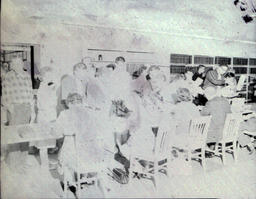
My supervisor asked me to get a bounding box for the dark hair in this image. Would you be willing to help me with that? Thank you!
[73,62,86,73]
[106,63,115,70]
[224,72,235,78]
[66,93,83,106]
[115,56,125,63]
[198,65,206,69]
[234,0,239,6]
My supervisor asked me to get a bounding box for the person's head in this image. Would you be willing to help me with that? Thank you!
[185,71,193,80]
[115,56,126,69]
[204,86,218,100]
[73,62,86,80]
[198,65,206,74]
[82,56,95,76]
[216,64,229,75]
[40,66,56,90]
[147,65,161,77]
[150,72,167,92]
[132,65,147,79]
[66,93,83,108]
[82,57,93,67]
[224,71,235,78]
[170,73,185,83]
[10,57,25,73]
[176,88,192,102]
[225,71,237,87]
[106,63,115,71]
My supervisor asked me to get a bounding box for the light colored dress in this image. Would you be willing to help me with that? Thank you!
[56,107,106,183]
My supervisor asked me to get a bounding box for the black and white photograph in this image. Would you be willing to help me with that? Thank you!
[1,0,256,198]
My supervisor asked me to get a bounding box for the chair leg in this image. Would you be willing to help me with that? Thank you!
[201,148,206,171]
[76,172,81,198]
[97,171,108,198]
[166,158,170,178]
[153,159,159,192]
[129,157,135,190]
[63,168,68,198]
[233,141,238,163]
[222,144,226,165]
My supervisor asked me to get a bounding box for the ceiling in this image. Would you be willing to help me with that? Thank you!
[2,0,256,43]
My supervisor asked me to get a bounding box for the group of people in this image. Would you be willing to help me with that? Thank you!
[1,55,256,196]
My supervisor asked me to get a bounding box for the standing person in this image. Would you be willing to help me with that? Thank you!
[82,56,96,78]
[1,57,35,125]
[61,63,87,107]
[35,67,59,154]
[37,67,58,123]
[131,65,148,96]
[101,56,139,173]
[203,64,229,89]
[1,57,36,168]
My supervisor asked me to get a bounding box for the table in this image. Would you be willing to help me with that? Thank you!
[1,123,62,173]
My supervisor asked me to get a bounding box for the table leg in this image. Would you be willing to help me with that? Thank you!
[38,147,51,175]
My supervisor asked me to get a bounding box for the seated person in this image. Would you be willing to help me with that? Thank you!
[192,80,208,106]
[56,93,105,191]
[203,64,228,89]
[201,87,231,149]
[61,63,87,107]
[220,71,238,98]
[170,88,201,146]
[192,65,207,82]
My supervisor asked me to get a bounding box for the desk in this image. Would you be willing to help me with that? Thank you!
[1,123,62,173]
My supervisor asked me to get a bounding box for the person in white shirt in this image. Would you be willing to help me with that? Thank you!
[37,67,58,123]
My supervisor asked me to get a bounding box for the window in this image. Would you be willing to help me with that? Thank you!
[233,57,248,65]
[215,56,231,65]
[250,68,256,74]
[233,67,247,74]
[194,55,214,64]
[170,65,186,73]
[249,58,256,66]
[170,54,192,64]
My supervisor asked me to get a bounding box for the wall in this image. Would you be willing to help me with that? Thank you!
[2,1,256,79]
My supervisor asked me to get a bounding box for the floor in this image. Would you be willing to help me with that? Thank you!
[1,143,255,198]
[47,146,256,199]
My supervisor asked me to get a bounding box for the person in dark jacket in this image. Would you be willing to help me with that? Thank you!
[203,64,229,89]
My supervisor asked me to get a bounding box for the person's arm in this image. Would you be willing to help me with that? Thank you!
[200,101,211,116]
[205,70,225,86]
[192,72,198,81]
[30,96,36,123]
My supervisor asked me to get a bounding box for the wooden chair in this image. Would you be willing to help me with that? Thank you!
[63,136,108,198]
[230,98,245,113]
[129,123,173,190]
[243,130,256,147]
[171,116,212,171]
[207,113,242,165]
